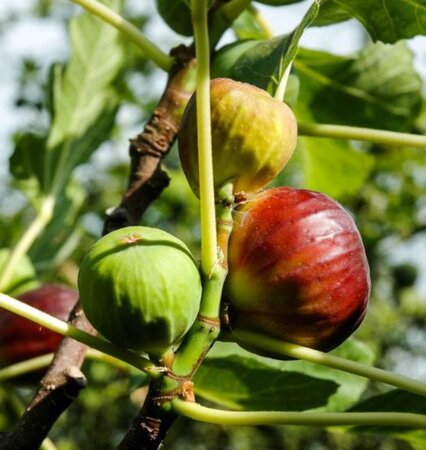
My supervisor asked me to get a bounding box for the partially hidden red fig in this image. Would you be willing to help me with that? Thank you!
[224,187,370,356]
[178,78,297,197]
[0,284,78,365]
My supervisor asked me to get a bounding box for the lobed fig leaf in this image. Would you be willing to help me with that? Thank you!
[224,187,370,358]
[78,226,202,358]
[178,78,297,197]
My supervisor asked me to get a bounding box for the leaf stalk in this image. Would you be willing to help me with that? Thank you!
[192,0,217,277]
[232,330,426,397]
[0,293,160,377]
[70,0,173,71]
[172,399,426,428]
[298,122,426,149]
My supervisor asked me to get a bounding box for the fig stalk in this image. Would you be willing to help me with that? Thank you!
[231,329,426,397]
[192,0,217,277]
[171,182,234,377]
[298,122,426,148]
[0,292,158,375]
[172,399,426,428]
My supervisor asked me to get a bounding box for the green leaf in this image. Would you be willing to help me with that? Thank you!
[212,39,300,105]
[212,40,260,79]
[193,355,338,411]
[314,1,352,26]
[62,98,118,171]
[10,133,46,190]
[318,0,426,43]
[232,8,273,40]
[45,0,125,193]
[219,1,319,94]
[347,390,426,444]
[29,180,86,269]
[155,0,193,36]
[294,43,423,131]
[298,138,375,199]
[0,249,39,296]
[208,338,374,412]
[255,0,306,5]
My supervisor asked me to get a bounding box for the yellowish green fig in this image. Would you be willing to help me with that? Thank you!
[178,78,297,196]
[78,226,202,358]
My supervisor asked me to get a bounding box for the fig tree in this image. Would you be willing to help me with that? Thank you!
[224,187,370,356]
[78,226,202,358]
[178,78,297,196]
[0,284,77,365]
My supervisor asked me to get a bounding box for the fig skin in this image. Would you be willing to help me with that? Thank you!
[178,78,297,196]
[224,187,370,356]
[78,226,202,357]
[0,284,78,365]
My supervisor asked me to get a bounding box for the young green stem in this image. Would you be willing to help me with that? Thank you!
[298,122,426,149]
[172,399,426,428]
[274,63,293,102]
[0,293,161,377]
[0,196,55,293]
[192,0,217,277]
[232,330,426,397]
[0,355,54,381]
[70,0,173,71]
[0,349,129,382]
[171,183,234,377]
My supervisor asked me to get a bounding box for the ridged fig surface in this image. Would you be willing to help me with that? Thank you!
[0,284,77,365]
[78,226,202,357]
[224,187,370,355]
[178,78,297,196]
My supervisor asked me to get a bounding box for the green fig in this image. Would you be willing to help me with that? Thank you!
[78,226,202,357]
[178,78,297,197]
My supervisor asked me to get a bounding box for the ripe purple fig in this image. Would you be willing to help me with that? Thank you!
[224,187,370,356]
[0,284,77,365]
[178,78,297,196]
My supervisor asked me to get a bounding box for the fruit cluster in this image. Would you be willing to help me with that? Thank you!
[75,77,370,361]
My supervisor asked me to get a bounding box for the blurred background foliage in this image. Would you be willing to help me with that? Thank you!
[0,0,426,449]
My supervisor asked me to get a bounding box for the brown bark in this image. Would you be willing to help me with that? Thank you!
[103,46,196,234]
[118,379,195,450]
[117,382,178,450]
[0,303,93,450]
